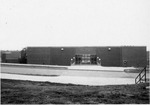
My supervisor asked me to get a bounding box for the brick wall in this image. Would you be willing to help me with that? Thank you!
[96,47,121,66]
[121,47,147,67]
[26,46,147,67]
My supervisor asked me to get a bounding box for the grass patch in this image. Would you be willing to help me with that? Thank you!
[1,79,149,104]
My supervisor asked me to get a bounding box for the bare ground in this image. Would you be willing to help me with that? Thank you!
[1,79,149,104]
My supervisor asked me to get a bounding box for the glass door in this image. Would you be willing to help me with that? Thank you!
[75,54,97,65]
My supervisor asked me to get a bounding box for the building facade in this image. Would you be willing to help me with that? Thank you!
[1,51,21,63]
[26,46,147,67]
[147,51,149,67]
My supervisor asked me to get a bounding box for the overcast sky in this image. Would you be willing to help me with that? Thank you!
[0,0,150,51]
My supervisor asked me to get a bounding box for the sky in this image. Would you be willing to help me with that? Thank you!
[0,0,150,51]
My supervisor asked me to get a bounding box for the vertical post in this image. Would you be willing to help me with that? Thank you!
[135,77,137,84]
[145,67,146,82]
[139,73,141,83]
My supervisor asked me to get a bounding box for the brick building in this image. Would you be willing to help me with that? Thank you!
[26,46,147,67]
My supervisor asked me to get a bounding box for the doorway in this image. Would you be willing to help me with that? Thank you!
[75,54,97,65]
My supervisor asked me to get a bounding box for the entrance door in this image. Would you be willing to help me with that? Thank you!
[81,54,91,64]
[90,55,97,64]
[75,54,97,65]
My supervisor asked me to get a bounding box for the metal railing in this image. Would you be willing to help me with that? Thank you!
[135,67,147,84]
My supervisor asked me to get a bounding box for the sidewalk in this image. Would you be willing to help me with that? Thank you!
[68,65,137,72]
[1,73,135,86]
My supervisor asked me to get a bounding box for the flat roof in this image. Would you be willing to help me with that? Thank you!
[27,46,146,48]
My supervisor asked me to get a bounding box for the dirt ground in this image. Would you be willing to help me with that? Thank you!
[1,79,149,104]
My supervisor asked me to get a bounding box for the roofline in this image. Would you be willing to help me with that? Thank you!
[26,46,147,48]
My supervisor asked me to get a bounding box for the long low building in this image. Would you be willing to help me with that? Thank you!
[26,46,147,67]
[1,51,21,63]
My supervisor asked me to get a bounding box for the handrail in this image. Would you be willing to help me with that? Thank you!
[135,67,147,84]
